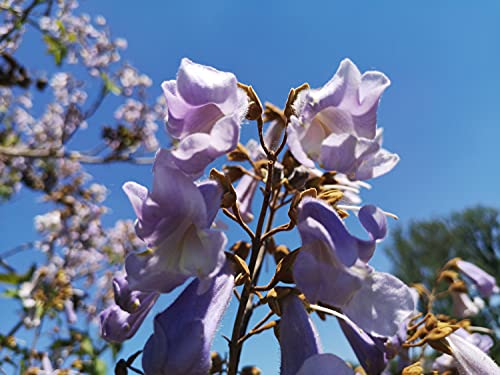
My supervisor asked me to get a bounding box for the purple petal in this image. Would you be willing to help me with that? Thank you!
[113,275,156,313]
[142,264,234,375]
[338,318,388,374]
[342,272,415,337]
[456,260,500,297]
[319,133,358,173]
[170,114,240,178]
[99,291,158,343]
[234,174,259,222]
[447,332,500,375]
[176,58,239,106]
[122,181,148,221]
[279,295,322,375]
[197,180,223,226]
[287,116,316,168]
[296,354,355,375]
[354,148,399,181]
[293,247,364,306]
[125,253,189,293]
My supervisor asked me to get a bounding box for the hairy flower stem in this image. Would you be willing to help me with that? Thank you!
[227,158,276,375]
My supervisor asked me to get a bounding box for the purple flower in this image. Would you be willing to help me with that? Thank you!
[433,329,499,374]
[293,198,387,307]
[287,59,398,180]
[123,150,226,293]
[293,198,414,338]
[279,294,354,375]
[142,264,234,375]
[456,259,499,297]
[161,58,247,177]
[338,318,388,374]
[99,288,158,343]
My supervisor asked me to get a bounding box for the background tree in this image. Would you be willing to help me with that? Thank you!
[385,205,500,361]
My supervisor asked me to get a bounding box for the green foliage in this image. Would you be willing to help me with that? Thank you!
[43,34,68,66]
[385,205,500,360]
[0,264,36,285]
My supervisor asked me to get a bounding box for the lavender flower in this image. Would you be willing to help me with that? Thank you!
[287,59,398,180]
[123,150,226,293]
[293,198,387,306]
[433,329,500,374]
[99,291,158,343]
[142,264,234,375]
[456,259,500,297]
[293,198,414,337]
[161,58,247,177]
[279,294,354,375]
[338,318,388,374]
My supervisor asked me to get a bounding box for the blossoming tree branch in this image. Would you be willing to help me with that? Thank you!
[1,1,500,374]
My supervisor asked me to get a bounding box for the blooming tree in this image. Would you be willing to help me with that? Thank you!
[1,1,500,375]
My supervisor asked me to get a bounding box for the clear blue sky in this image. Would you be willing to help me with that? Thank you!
[1,0,500,373]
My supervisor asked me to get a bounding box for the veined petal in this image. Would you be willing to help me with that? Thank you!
[142,264,234,375]
[152,150,208,224]
[447,332,500,375]
[125,252,189,293]
[287,116,316,168]
[342,272,415,337]
[176,58,238,106]
[355,148,399,181]
[293,247,365,306]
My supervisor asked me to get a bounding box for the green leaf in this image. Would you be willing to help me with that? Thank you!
[93,359,107,375]
[1,288,18,298]
[43,34,67,66]
[0,265,36,285]
[100,72,122,95]
[81,337,94,356]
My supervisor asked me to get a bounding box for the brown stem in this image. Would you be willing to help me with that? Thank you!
[227,159,275,375]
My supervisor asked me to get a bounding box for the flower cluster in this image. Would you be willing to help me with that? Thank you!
[95,57,500,375]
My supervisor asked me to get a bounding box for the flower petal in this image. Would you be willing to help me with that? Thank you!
[142,264,234,375]
[342,272,415,337]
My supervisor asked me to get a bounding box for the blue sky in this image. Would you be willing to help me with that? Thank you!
[1,0,500,373]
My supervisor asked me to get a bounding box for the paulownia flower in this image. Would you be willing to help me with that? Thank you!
[287,59,398,180]
[279,294,354,375]
[142,264,234,375]
[123,150,226,293]
[99,276,159,343]
[162,58,247,177]
[293,198,414,338]
[338,317,388,374]
[456,259,500,297]
[433,328,500,374]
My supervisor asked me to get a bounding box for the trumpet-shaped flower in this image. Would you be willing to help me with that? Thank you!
[433,329,500,374]
[456,259,500,297]
[99,278,159,343]
[123,150,226,293]
[161,58,247,177]
[142,264,234,375]
[287,59,398,180]
[293,198,387,307]
[279,294,354,375]
[338,318,388,374]
[293,198,414,337]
